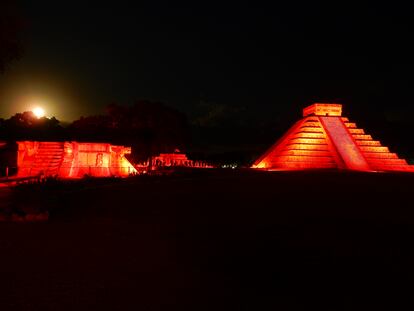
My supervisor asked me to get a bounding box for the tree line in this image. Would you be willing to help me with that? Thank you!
[0,101,189,162]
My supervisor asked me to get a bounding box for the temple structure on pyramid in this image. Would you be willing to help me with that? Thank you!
[17,141,137,178]
[252,103,414,172]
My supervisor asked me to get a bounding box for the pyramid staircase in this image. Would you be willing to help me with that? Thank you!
[342,118,410,171]
[22,142,64,177]
[252,103,413,172]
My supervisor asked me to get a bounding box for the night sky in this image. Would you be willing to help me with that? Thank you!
[1,2,414,141]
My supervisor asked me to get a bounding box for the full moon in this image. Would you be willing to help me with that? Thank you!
[33,107,45,118]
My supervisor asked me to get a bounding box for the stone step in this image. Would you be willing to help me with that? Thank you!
[33,156,61,160]
[363,152,398,159]
[344,122,357,128]
[352,134,372,140]
[356,140,381,146]
[359,146,389,153]
[290,132,326,139]
[288,138,327,145]
[367,158,408,165]
[279,150,332,157]
[37,149,64,152]
[348,128,365,134]
[284,144,330,151]
[298,127,324,133]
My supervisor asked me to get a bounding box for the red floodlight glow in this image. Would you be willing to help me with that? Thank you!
[17,141,137,178]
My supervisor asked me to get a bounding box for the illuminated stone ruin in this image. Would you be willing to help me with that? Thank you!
[152,152,212,168]
[17,141,137,178]
[252,103,414,172]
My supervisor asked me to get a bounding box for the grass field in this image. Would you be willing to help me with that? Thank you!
[1,169,414,310]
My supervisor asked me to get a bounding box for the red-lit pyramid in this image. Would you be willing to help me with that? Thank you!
[252,103,414,172]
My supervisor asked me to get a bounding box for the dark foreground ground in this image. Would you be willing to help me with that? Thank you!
[1,169,414,310]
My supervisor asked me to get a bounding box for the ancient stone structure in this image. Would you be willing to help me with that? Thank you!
[17,141,137,178]
[252,103,414,172]
[152,152,211,168]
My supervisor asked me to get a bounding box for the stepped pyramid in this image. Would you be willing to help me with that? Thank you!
[252,103,414,172]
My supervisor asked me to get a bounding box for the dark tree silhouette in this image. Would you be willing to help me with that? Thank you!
[0,2,24,72]
[0,101,189,163]
[69,101,189,161]
[0,111,64,141]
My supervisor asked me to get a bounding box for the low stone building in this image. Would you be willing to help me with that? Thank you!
[17,141,137,178]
